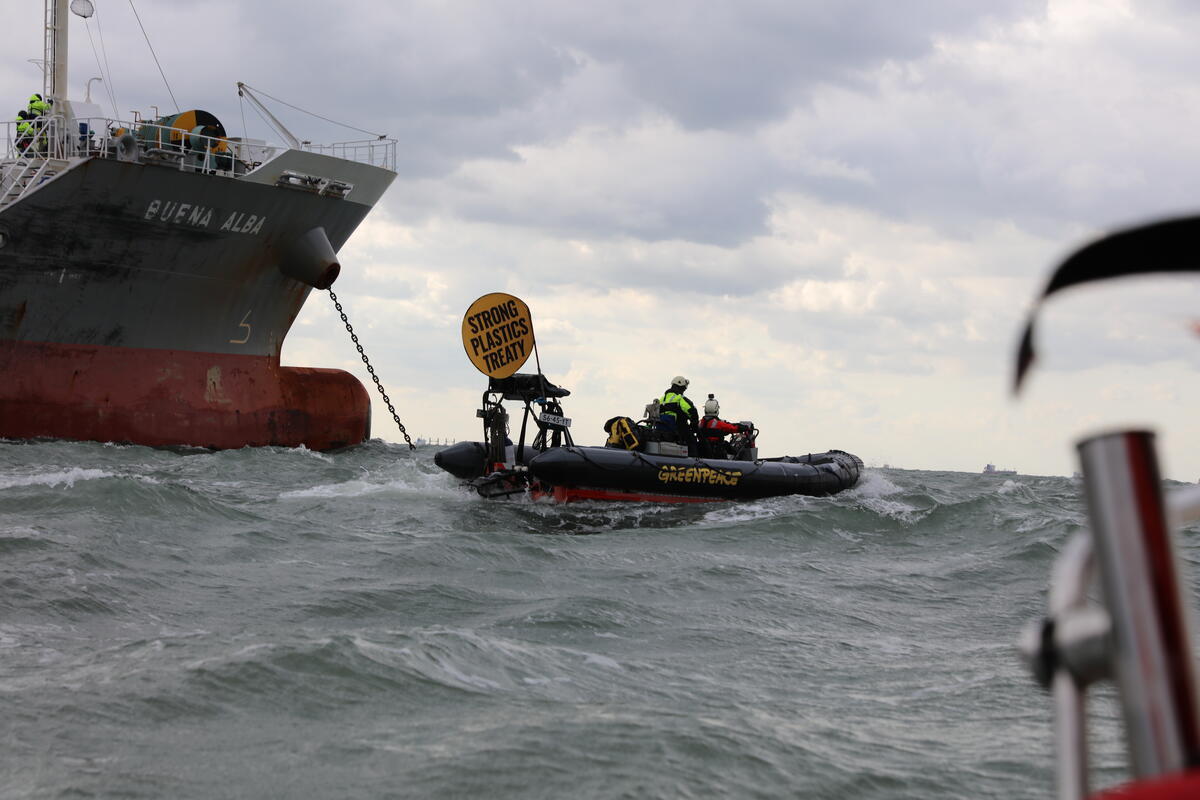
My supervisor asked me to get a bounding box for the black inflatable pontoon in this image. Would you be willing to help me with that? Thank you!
[527,446,863,502]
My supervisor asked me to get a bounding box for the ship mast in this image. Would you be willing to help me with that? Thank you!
[44,0,69,104]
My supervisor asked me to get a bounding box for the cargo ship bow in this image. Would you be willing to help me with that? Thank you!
[0,0,397,450]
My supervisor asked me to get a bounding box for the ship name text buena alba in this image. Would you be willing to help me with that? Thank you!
[143,199,267,235]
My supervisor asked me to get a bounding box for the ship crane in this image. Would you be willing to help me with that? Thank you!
[236,82,301,149]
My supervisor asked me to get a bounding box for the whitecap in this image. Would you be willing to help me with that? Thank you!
[277,468,464,500]
[288,444,333,463]
[700,500,791,525]
[279,479,383,499]
[848,470,904,499]
[0,467,114,490]
[582,652,622,669]
[846,470,920,521]
[863,498,921,522]
[435,658,503,690]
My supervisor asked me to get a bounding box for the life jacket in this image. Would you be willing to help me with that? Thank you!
[699,416,740,438]
[667,391,696,417]
[15,115,34,149]
[603,416,642,450]
[660,391,694,425]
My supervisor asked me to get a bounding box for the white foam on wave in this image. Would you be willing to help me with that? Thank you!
[850,469,903,498]
[699,497,800,525]
[437,660,504,690]
[126,473,163,486]
[287,444,333,463]
[278,463,465,501]
[692,470,912,527]
[848,470,921,521]
[279,478,384,500]
[582,652,622,669]
[0,525,40,539]
[0,467,114,490]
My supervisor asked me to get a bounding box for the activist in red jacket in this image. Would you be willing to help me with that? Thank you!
[697,395,747,459]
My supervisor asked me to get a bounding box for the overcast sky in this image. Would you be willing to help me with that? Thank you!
[6,0,1200,478]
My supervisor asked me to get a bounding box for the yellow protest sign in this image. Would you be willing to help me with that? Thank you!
[461,293,535,378]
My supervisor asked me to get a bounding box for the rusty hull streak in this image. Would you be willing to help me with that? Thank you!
[4,300,27,337]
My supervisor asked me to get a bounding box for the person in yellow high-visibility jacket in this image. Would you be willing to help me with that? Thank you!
[15,109,35,152]
[658,375,699,453]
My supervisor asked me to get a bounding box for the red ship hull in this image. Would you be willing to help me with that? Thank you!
[0,340,370,450]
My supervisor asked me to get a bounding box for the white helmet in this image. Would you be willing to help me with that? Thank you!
[671,375,689,390]
[703,395,719,416]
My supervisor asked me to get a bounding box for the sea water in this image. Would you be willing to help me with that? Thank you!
[2,438,1195,798]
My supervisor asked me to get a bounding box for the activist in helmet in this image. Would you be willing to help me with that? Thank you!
[697,394,749,459]
[28,93,52,117]
[656,375,699,449]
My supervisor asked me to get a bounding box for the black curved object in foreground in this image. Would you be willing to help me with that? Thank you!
[1014,215,1200,392]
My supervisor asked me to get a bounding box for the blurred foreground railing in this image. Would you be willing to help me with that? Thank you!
[1020,430,1200,799]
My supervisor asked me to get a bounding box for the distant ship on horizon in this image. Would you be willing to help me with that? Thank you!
[982,463,1017,476]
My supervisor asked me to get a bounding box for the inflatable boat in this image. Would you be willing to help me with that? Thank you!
[434,373,864,503]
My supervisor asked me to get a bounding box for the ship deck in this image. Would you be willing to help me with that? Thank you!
[1,114,396,211]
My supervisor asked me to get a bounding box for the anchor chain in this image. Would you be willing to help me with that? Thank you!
[328,288,415,450]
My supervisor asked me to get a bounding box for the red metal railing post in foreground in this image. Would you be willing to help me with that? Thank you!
[1078,430,1200,780]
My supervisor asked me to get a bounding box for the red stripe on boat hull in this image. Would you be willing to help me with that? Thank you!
[0,340,370,450]
[536,485,729,504]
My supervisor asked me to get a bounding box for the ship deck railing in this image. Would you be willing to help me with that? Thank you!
[0,115,396,209]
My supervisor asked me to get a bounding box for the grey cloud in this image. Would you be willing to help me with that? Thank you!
[19,0,1200,265]
[12,0,1057,250]
[108,2,1043,167]
[534,0,1044,130]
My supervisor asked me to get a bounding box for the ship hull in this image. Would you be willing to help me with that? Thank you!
[0,339,370,449]
[0,149,394,450]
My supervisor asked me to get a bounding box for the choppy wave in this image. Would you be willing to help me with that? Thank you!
[1,440,1143,798]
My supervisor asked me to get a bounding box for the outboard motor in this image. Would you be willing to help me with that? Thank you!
[731,422,758,461]
[480,397,509,470]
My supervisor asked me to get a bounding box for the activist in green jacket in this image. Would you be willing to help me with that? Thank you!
[28,93,51,117]
[15,110,34,151]
[658,375,699,445]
